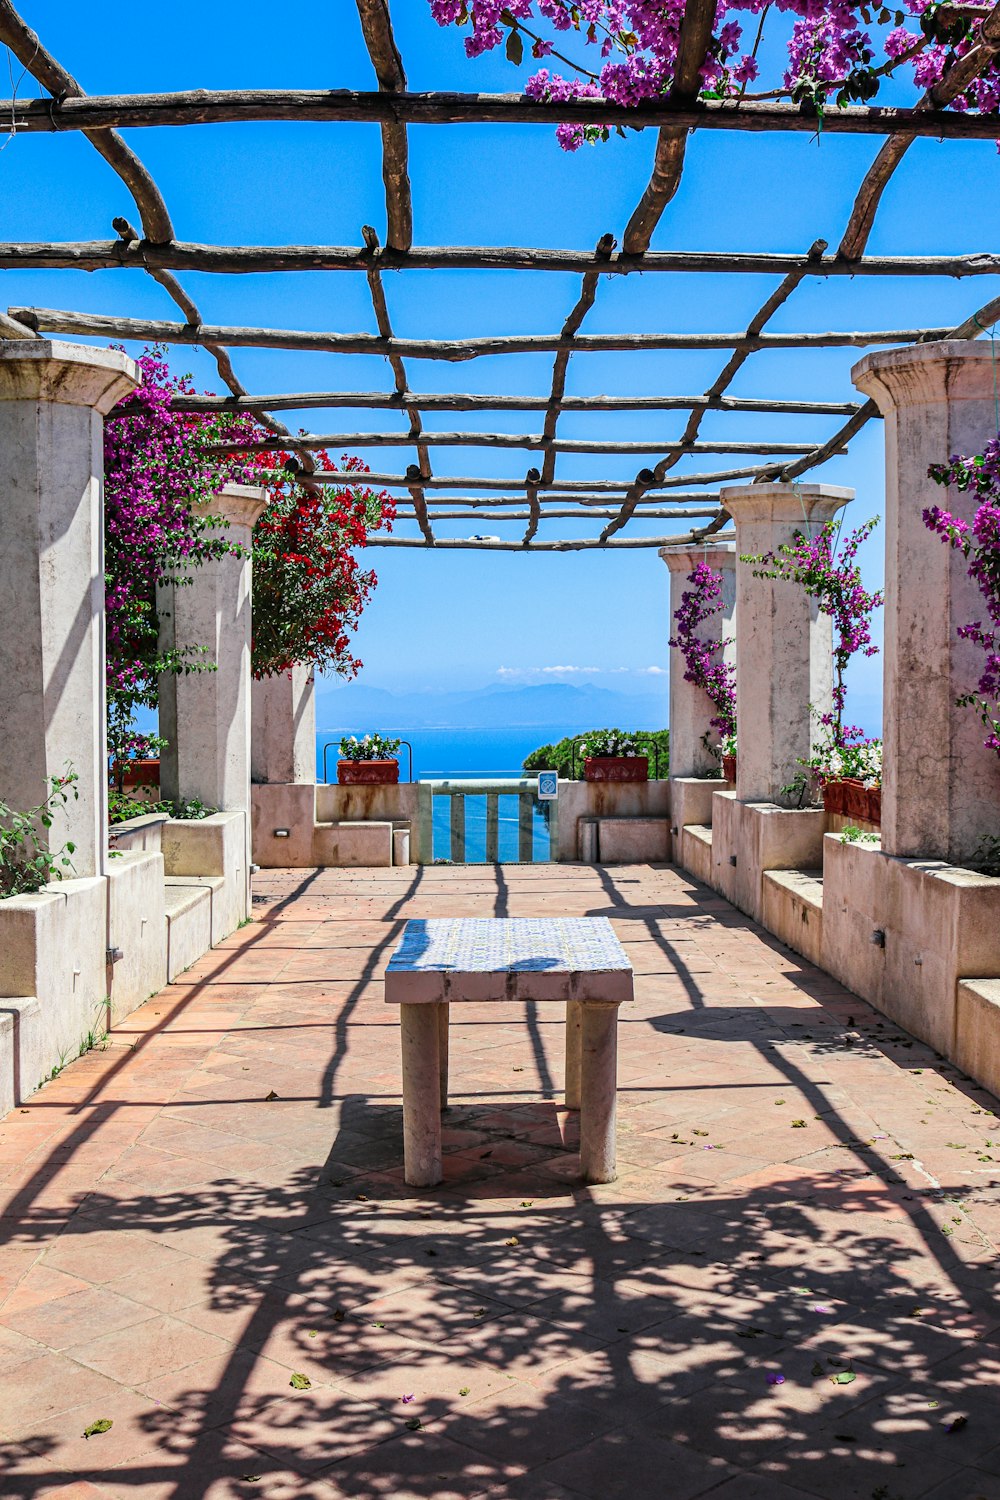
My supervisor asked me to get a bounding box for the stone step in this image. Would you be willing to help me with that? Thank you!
[163,877,216,982]
[0,996,44,1116]
[761,868,824,967]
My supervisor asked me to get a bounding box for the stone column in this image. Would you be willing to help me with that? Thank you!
[0,340,138,878]
[721,483,853,804]
[853,341,1000,863]
[158,483,267,811]
[661,543,736,777]
[251,662,316,785]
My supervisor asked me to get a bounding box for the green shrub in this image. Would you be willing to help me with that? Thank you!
[1,773,79,899]
[523,728,669,781]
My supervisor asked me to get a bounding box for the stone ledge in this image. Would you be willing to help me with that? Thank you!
[956,979,1000,1099]
[762,869,824,968]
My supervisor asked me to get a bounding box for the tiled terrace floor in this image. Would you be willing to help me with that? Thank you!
[2,863,1000,1500]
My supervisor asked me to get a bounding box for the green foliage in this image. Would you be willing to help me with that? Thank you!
[339,733,402,761]
[523,728,669,780]
[839,824,880,846]
[0,773,79,900]
[108,791,215,827]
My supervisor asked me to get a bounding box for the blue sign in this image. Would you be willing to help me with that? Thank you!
[537,770,558,800]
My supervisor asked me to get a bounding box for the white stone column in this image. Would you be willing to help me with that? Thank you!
[158,483,267,811]
[721,483,853,804]
[661,543,736,777]
[853,341,1000,863]
[0,340,138,878]
[251,663,316,785]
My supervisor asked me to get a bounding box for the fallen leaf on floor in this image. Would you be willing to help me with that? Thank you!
[307,1330,318,1339]
[405,1417,423,1431]
[766,1373,785,1386]
[83,1419,113,1439]
[459,1386,470,1396]
[372,1321,386,1328]
[791,1120,807,1128]
[811,1361,825,1377]
[290,1373,312,1390]
[473,1308,488,1318]
[401,1394,414,1403]
[693,1130,708,1137]
[333,1309,346,1322]
[505,1236,519,1246]
[830,1372,856,1385]
[264,1090,278,1101]
[512,1067,525,1072]
[242,1477,262,1484]
[945,1415,968,1434]
[520,1200,533,1207]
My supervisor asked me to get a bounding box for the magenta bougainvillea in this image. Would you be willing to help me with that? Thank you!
[743,517,883,746]
[668,561,737,750]
[926,438,1000,759]
[103,348,393,777]
[427,1,1000,149]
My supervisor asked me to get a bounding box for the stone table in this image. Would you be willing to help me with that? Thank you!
[385,916,633,1187]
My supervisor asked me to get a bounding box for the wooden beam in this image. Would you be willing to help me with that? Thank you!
[522,468,543,545]
[6,89,1000,138]
[538,233,615,490]
[355,0,412,252]
[365,532,708,551]
[279,467,761,492]
[396,492,722,507]
[3,240,1000,278]
[392,506,718,520]
[135,389,864,417]
[623,0,718,254]
[204,432,822,456]
[7,306,953,356]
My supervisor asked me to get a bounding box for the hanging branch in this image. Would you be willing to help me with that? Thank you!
[623,0,719,255]
[838,5,1000,259]
[360,224,433,542]
[600,240,832,540]
[355,0,412,252]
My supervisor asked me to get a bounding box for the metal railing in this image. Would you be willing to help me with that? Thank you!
[417,778,556,865]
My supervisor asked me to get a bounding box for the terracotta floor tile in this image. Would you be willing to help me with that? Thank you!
[2,862,998,1496]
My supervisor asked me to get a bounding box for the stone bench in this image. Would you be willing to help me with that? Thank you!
[385,916,633,1188]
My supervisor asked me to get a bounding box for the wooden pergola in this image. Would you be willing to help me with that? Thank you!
[2,0,999,551]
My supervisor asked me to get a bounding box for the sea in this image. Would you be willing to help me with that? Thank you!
[315,724,588,864]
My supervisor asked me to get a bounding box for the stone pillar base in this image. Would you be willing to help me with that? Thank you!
[710,796,827,922]
[821,834,1000,1058]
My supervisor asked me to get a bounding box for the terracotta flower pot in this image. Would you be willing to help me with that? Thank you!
[721,753,737,784]
[866,786,881,825]
[337,758,399,786]
[120,758,160,789]
[583,756,648,784]
[822,780,847,817]
[843,778,869,822]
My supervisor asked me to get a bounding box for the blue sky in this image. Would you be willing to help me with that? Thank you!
[3,1,1000,731]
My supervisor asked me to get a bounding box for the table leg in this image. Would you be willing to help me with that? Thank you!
[438,1001,450,1110]
[579,1003,618,1184]
[401,1003,443,1187]
[564,999,582,1110]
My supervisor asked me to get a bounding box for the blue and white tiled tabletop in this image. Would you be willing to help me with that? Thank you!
[384,917,633,1006]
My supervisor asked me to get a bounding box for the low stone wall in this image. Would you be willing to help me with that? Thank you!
[555,780,671,863]
[670,774,1000,1096]
[0,808,252,1117]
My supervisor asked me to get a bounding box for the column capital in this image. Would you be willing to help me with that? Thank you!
[205,483,269,532]
[659,542,736,573]
[853,340,998,415]
[0,340,137,413]
[721,482,853,528]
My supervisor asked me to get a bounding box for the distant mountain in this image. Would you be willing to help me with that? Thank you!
[317,680,667,731]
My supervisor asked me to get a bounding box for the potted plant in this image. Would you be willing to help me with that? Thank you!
[819,740,882,825]
[720,733,737,783]
[581,730,648,783]
[337,733,402,785]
